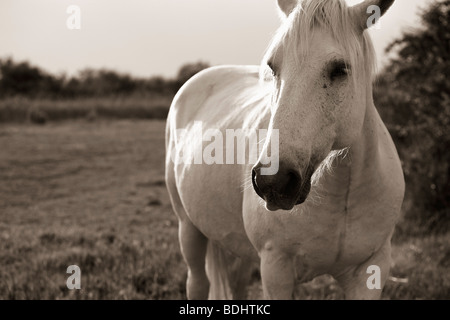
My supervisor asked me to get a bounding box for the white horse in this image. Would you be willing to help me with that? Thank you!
[165,0,404,300]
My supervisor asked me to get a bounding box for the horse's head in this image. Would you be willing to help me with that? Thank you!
[252,0,395,211]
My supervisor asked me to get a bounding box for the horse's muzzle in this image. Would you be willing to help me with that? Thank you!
[252,163,312,211]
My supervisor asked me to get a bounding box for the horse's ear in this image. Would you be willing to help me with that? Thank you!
[277,0,298,17]
[350,0,395,31]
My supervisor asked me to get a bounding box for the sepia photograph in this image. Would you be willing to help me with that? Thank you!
[0,0,448,304]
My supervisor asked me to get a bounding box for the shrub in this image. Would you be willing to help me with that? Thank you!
[374,0,450,231]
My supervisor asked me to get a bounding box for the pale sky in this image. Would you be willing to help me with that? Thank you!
[0,0,431,78]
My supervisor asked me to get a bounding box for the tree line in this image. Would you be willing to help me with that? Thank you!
[0,59,210,98]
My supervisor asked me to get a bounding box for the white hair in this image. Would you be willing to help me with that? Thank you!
[260,0,376,88]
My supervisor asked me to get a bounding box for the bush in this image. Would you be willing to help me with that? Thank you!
[374,0,450,231]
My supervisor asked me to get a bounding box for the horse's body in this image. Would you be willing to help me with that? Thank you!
[166,0,404,299]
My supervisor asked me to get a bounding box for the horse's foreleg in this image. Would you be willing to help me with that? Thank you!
[179,220,210,300]
[334,240,392,300]
[260,248,295,299]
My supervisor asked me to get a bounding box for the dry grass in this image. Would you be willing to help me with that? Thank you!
[0,120,185,299]
[0,120,448,300]
[0,95,172,124]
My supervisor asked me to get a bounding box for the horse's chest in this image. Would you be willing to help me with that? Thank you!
[243,185,397,271]
[294,204,392,269]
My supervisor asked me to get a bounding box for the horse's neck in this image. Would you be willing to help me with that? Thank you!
[347,101,382,186]
[319,99,382,201]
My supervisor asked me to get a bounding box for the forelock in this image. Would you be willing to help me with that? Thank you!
[260,0,376,85]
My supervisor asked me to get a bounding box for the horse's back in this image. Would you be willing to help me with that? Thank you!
[167,65,264,130]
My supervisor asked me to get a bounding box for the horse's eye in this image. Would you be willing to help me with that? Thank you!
[330,62,350,81]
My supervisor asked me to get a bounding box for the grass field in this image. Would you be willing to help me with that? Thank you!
[0,95,172,124]
[0,120,448,299]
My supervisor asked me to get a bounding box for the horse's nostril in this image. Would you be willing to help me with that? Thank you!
[252,168,257,185]
[252,167,257,186]
[252,167,264,199]
[284,170,301,195]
